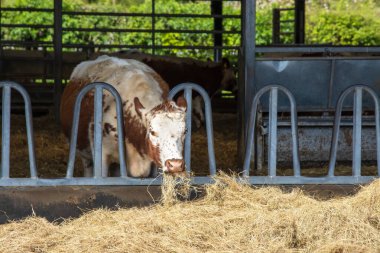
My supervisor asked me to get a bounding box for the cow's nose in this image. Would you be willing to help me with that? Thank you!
[165,159,185,173]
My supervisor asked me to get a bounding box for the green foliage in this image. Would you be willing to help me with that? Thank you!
[307,11,380,45]
[305,0,380,45]
[1,0,379,60]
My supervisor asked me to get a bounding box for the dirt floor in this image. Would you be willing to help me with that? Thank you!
[3,111,378,178]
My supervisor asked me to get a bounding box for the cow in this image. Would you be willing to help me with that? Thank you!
[60,55,188,178]
[112,51,237,128]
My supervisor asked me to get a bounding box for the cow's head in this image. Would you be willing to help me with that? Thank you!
[134,97,187,174]
[220,58,237,92]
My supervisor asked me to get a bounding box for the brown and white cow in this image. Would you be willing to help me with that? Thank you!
[60,55,187,177]
[113,51,237,128]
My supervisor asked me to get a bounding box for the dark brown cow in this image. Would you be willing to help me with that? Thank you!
[114,51,237,127]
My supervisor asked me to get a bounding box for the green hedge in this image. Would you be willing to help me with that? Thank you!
[307,11,380,45]
[1,0,379,59]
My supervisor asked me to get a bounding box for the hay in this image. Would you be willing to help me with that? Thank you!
[0,174,379,253]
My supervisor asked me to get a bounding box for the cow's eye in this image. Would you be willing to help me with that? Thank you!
[150,131,158,137]
[184,128,188,134]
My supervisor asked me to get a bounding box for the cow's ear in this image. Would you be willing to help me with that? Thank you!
[134,97,145,118]
[222,57,230,69]
[176,96,187,111]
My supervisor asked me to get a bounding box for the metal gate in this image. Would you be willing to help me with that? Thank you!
[243,84,380,184]
[1,81,379,186]
[0,81,214,186]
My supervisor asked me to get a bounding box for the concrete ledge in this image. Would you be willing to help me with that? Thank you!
[0,185,161,223]
[0,184,362,224]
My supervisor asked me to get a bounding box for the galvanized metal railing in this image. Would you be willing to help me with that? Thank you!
[328,85,380,177]
[66,82,127,178]
[242,84,380,184]
[169,82,216,176]
[1,81,379,186]
[0,81,37,179]
[243,85,301,178]
[0,81,215,186]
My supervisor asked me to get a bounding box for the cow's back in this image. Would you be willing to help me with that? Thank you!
[113,52,224,93]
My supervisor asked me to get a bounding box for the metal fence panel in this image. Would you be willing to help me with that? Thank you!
[244,84,379,184]
[169,83,216,176]
[0,81,37,179]
[66,82,127,178]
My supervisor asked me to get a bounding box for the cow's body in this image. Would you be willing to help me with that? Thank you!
[60,55,187,177]
[119,51,236,93]
[115,51,237,127]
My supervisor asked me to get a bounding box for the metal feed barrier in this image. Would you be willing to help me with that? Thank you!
[0,81,379,186]
[168,82,216,176]
[0,81,214,186]
[243,84,380,184]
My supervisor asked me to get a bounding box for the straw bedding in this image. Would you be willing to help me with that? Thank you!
[0,174,379,253]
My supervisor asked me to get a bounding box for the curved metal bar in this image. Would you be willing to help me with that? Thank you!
[243,85,300,177]
[66,82,126,178]
[0,81,38,179]
[93,86,103,178]
[328,85,380,177]
[1,86,11,179]
[169,83,216,176]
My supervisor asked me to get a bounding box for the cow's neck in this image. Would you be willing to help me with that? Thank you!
[124,111,149,157]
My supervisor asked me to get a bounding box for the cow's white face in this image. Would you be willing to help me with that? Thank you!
[135,97,187,174]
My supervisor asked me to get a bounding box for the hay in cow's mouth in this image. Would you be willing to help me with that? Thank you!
[0,174,379,253]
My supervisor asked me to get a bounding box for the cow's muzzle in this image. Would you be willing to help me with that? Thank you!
[164,159,185,173]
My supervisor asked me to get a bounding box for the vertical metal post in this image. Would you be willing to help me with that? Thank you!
[203,89,217,176]
[352,88,362,176]
[151,0,156,55]
[0,1,2,45]
[294,0,305,44]
[327,59,336,109]
[239,0,257,168]
[184,88,192,173]
[290,94,301,177]
[375,97,380,176]
[256,109,264,171]
[268,88,278,176]
[272,9,280,44]
[54,0,63,123]
[93,86,103,178]
[168,83,216,175]
[211,0,223,62]
[1,86,11,179]
[22,87,38,179]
